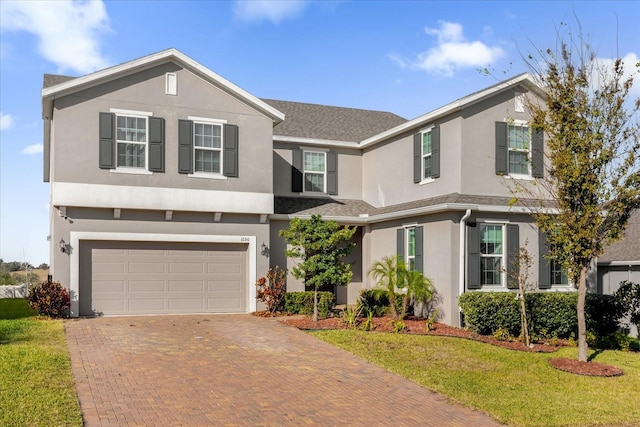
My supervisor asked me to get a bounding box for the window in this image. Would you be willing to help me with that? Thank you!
[551,259,569,286]
[303,151,326,192]
[480,224,504,286]
[406,227,416,271]
[508,124,530,175]
[116,114,147,168]
[193,122,222,174]
[421,130,433,179]
[166,72,177,95]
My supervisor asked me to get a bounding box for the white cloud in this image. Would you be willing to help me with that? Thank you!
[0,112,14,131]
[0,0,110,74]
[21,144,43,155]
[394,21,505,77]
[591,53,640,97]
[233,0,309,24]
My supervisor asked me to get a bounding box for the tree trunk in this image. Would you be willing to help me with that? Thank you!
[313,287,318,323]
[577,267,588,362]
[520,295,530,347]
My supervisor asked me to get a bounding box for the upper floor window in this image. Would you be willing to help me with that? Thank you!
[304,150,326,192]
[421,130,433,180]
[116,114,148,169]
[496,121,544,178]
[194,122,222,174]
[413,126,440,183]
[508,124,530,176]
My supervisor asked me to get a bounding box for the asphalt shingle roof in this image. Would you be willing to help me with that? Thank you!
[263,99,407,142]
[43,74,77,88]
[599,210,640,263]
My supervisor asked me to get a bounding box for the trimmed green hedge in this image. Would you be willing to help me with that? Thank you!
[459,292,621,340]
[284,291,336,318]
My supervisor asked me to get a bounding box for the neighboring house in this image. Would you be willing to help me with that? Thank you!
[43,48,581,326]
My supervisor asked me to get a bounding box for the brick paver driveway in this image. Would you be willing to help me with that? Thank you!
[65,315,502,426]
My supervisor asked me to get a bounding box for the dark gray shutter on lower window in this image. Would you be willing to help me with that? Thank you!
[538,231,551,289]
[291,148,303,192]
[507,224,520,289]
[431,126,440,179]
[397,229,405,263]
[495,121,508,175]
[178,120,193,174]
[148,117,165,172]
[327,151,338,195]
[466,223,481,290]
[413,133,421,183]
[99,112,115,169]
[531,128,544,178]
[415,226,423,273]
[223,124,238,177]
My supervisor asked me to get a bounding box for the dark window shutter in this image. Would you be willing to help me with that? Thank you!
[507,224,520,289]
[148,117,165,172]
[291,148,303,192]
[538,231,551,289]
[99,112,115,169]
[397,228,405,263]
[223,124,239,177]
[414,226,424,273]
[431,126,440,179]
[178,120,193,174]
[413,133,421,183]
[466,224,481,289]
[326,151,338,195]
[495,121,508,175]
[531,127,544,178]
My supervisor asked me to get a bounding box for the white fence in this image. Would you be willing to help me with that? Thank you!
[0,284,28,298]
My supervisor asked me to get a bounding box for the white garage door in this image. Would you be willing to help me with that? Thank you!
[82,241,247,315]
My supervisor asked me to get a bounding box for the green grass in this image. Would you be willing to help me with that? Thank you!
[311,330,640,427]
[0,298,37,319]
[0,318,82,427]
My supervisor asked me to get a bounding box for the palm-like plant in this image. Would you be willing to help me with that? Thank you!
[368,255,401,320]
[400,269,435,320]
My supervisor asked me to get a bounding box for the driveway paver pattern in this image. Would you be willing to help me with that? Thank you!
[65,315,502,426]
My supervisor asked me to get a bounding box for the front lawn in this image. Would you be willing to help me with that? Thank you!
[312,330,640,427]
[0,318,82,427]
[0,298,37,319]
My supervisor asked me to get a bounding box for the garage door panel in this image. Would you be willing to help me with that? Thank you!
[84,241,247,315]
[169,280,205,292]
[129,280,166,293]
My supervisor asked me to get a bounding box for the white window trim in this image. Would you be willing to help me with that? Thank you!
[420,126,434,181]
[406,226,416,271]
[191,119,224,176]
[479,222,507,288]
[303,149,327,194]
[113,111,150,171]
[515,92,525,113]
[505,118,532,178]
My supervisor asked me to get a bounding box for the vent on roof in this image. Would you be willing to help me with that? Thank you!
[166,72,177,95]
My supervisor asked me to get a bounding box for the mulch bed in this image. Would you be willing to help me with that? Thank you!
[271,313,624,377]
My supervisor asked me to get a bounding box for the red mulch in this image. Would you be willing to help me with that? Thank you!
[272,313,624,377]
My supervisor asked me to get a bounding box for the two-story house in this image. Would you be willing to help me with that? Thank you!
[43,48,568,326]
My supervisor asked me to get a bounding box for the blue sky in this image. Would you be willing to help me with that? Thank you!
[0,0,638,265]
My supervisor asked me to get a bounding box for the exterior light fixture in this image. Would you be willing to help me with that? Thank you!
[59,238,67,253]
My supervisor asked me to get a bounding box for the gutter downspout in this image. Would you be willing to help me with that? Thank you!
[458,209,472,326]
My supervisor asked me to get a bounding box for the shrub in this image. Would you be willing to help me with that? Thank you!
[255,266,287,314]
[284,291,336,318]
[357,289,405,317]
[615,281,640,332]
[26,280,70,318]
[460,291,622,341]
[458,292,521,336]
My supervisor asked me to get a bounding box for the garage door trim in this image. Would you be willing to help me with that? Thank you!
[69,232,256,317]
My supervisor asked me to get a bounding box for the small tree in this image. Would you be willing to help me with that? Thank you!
[399,269,435,320]
[279,215,356,322]
[522,33,640,361]
[507,243,535,347]
[616,281,640,334]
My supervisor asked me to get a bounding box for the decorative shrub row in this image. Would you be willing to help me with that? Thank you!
[284,291,336,318]
[458,291,621,340]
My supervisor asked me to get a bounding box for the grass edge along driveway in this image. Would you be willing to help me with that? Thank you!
[311,330,640,427]
[0,317,82,427]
